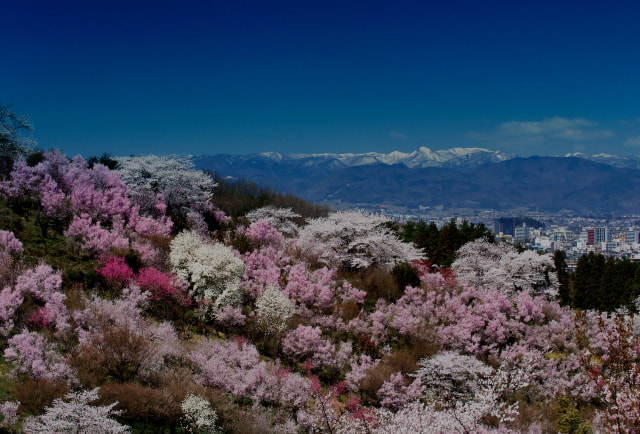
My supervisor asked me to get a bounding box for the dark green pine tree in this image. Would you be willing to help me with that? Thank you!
[572,252,593,309]
[554,250,571,306]
[415,221,440,265]
[437,220,462,267]
[628,265,640,312]
[586,254,606,310]
[599,256,618,312]
[614,258,635,311]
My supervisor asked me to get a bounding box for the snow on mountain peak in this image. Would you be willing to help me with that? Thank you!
[265,147,514,168]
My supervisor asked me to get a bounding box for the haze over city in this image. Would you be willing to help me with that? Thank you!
[3,0,640,158]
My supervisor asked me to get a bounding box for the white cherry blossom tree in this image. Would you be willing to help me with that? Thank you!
[452,238,558,297]
[170,230,245,319]
[116,155,216,212]
[296,210,424,269]
[21,388,130,434]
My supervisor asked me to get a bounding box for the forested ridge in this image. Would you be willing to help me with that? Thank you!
[0,142,637,432]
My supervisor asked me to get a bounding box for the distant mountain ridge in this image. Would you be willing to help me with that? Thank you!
[193,147,640,214]
[216,146,514,169]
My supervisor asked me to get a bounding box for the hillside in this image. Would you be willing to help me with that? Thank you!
[0,151,632,433]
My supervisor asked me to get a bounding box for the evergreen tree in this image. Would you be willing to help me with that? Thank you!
[554,250,571,305]
[572,252,592,309]
[599,256,617,311]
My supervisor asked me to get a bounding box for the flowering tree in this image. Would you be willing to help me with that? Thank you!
[413,351,528,432]
[170,231,244,320]
[0,400,20,432]
[583,314,640,432]
[0,230,23,287]
[0,264,70,336]
[414,351,494,404]
[452,238,558,297]
[116,155,216,212]
[246,206,301,236]
[0,104,35,174]
[255,285,294,334]
[189,338,311,409]
[0,230,23,256]
[297,210,424,269]
[180,393,218,434]
[243,220,284,249]
[4,330,78,386]
[21,388,130,434]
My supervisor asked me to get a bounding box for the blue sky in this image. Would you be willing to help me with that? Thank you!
[3,0,640,157]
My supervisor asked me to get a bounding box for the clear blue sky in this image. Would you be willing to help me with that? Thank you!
[3,0,640,157]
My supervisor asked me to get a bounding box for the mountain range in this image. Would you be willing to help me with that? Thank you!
[193,147,640,214]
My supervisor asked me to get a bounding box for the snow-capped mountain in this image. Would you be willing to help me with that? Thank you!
[193,147,640,213]
[250,146,514,169]
[564,152,640,170]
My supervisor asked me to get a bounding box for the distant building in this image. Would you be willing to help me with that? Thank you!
[514,224,530,241]
[623,230,640,245]
[587,227,609,246]
[595,227,610,244]
[494,217,516,236]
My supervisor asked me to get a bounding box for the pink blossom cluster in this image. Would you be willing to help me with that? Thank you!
[95,255,189,307]
[282,325,353,370]
[244,220,284,249]
[189,337,311,409]
[0,264,69,336]
[241,246,291,299]
[1,151,174,261]
[3,330,78,386]
[0,230,23,256]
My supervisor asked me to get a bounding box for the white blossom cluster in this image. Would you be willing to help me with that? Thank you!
[170,231,245,319]
[116,155,217,210]
[414,351,493,403]
[255,285,295,333]
[452,238,558,297]
[246,206,301,236]
[21,388,129,434]
[181,393,218,434]
[297,210,424,269]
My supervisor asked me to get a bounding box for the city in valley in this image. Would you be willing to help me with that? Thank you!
[382,206,640,271]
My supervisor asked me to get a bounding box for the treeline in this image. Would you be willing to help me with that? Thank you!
[209,172,331,220]
[401,219,494,268]
[557,251,640,312]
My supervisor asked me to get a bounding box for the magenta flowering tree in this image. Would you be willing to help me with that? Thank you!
[134,267,190,319]
[96,255,134,289]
